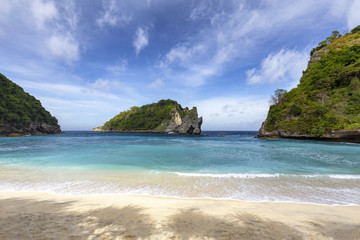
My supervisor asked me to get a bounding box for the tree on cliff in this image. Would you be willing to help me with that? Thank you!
[270,89,287,106]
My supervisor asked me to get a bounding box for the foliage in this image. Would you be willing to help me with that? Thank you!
[310,31,342,56]
[0,73,59,128]
[270,89,287,105]
[264,29,360,136]
[101,99,190,131]
[351,25,360,34]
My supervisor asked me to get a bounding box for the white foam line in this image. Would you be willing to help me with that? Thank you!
[169,172,360,179]
[0,189,358,206]
[170,172,280,178]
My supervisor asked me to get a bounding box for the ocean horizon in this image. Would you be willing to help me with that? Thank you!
[0,131,359,205]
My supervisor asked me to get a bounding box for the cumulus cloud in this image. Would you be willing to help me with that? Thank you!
[148,79,164,88]
[0,0,82,64]
[47,33,80,63]
[30,0,58,30]
[194,96,269,130]
[133,27,149,55]
[97,0,132,28]
[246,49,308,88]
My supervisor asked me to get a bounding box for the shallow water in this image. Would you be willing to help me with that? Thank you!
[0,131,359,205]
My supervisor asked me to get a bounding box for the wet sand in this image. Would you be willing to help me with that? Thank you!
[0,191,359,240]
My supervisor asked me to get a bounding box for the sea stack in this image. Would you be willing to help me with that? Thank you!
[93,99,203,134]
[0,73,61,137]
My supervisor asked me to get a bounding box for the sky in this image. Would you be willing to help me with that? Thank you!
[0,0,359,131]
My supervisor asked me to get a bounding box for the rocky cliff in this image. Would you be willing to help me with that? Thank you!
[0,73,61,137]
[258,26,360,142]
[93,99,202,134]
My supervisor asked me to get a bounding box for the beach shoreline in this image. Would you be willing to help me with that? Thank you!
[0,191,359,239]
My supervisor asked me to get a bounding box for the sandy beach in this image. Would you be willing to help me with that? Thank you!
[0,192,359,239]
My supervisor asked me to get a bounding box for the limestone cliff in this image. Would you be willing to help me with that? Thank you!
[0,73,61,137]
[258,26,360,142]
[93,99,202,134]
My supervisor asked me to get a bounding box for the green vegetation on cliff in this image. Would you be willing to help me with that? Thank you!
[98,99,196,131]
[0,73,59,129]
[263,26,360,137]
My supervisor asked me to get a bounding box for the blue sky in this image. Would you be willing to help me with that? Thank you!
[0,0,359,131]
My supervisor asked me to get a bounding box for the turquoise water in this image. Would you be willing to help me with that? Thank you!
[0,131,359,205]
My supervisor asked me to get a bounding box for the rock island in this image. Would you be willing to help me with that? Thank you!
[93,99,202,134]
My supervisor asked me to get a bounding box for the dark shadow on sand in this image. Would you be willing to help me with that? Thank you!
[167,209,304,240]
[308,219,360,240]
[0,199,155,240]
[1,198,360,240]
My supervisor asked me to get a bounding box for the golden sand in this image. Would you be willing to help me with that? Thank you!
[0,191,359,239]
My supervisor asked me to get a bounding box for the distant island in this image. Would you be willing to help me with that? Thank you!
[93,99,203,134]
[258,25,360,142]
[0,73,61,137]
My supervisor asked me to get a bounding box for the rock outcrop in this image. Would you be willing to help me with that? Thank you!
[93,99,202,134]
[163,107,202,134]
[0,73,61,137]
[258,121,360,142]
[258,26,360,143]
[0,123,61,137]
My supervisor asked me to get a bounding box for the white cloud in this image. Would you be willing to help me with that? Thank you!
[148,79,164,88]
[246,49,308,88]
[89,78,127,92]
[88,78,141,99]
[90,79,113,91]
[166,44,207,64]
[61,0,80,32]
[17,79,140,130]
[105,59,128,74]
[194,96,269,131]
[159,42,226,87]
[347,0,360,30]
[0,0,82,64]
[97,0,132,28]
[19,80,119,100]
[157,0,354,89]
[47,33,80,63]
[189,1,211,21]
[133,27,149,55]
[30,0,58,30]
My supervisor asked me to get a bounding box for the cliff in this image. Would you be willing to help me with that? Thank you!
[93,99,202,134]
[0,73,61,137]
[258,26,360,142]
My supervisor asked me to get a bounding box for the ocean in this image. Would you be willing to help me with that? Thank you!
[0,131,359,205]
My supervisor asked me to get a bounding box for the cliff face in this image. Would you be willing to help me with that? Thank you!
[258,26,360,142]
[0,122,61,137]
[93,99,202,134]
[163,107,202,134]
[0,73,61,137]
